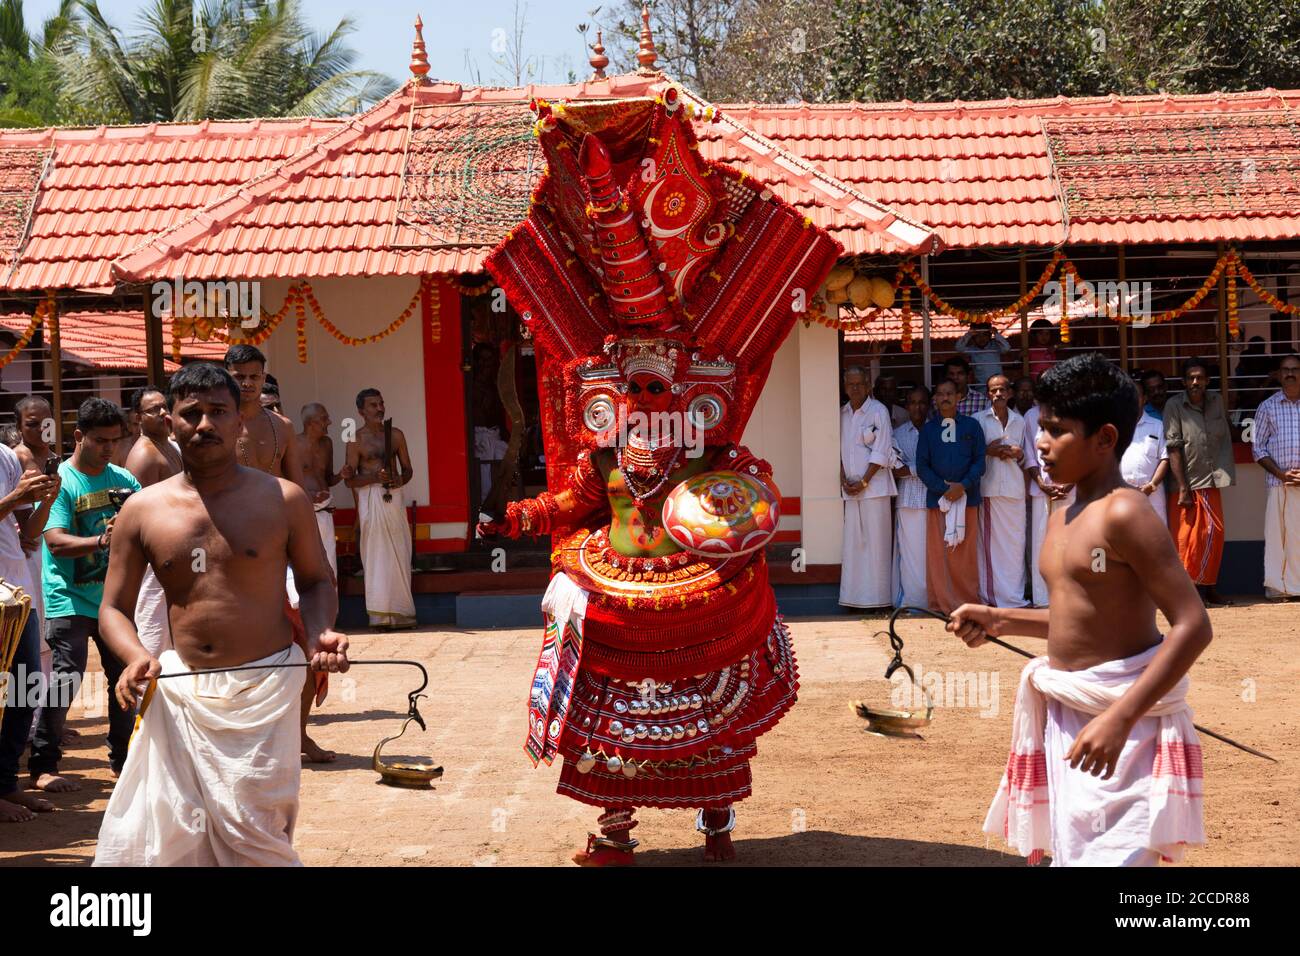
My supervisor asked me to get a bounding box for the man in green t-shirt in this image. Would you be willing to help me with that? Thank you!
[29,399,140,791]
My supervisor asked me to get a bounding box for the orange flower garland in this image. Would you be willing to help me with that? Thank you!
[0,294,53,371]
[1229,251,1300,317]
[295,276,427,361]
[900,285,913,353]
[901,252,1063,324]
[1226,258,1240,340]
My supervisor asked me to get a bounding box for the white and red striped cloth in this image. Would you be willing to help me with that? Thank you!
[984,644,1205,866]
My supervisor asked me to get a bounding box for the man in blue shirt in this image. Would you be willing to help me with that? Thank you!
[29,399,140,791]
[917,380,986,613]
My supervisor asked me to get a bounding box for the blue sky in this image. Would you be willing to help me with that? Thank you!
[25,0,613,87]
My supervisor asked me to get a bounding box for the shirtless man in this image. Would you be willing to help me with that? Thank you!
[297,403,341,577]
[95,362,347,866]
[110,405,141,468]
[124,386,182,487]
[125,386,183,659]
[224,346,305,485]
[345,389,417,629]
[14,395,56,477]
[948,353,1211,866]
[223,344,333,761]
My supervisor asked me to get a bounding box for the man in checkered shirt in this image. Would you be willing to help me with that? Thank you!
[1252,354,1300,600]
[931,356,989,421]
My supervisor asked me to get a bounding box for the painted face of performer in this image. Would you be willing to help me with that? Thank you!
[626,371,673,415]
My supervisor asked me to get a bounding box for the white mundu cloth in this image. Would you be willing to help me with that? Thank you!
[840,399,896,608]
[133,566,172,658]
[358,483,417,628]
[1023,404,1075,605]
[975,406,1028,607]
[891,421,928,607]
[985,645,1205,867]
[1121,412,1169,525]
[1263,484,1300,596]
[93,644,306,867]
[315,506,338,578]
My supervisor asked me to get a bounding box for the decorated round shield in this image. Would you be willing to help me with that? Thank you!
[662,470,780,557]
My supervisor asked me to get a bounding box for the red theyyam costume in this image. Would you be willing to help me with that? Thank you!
[483,89,840,864]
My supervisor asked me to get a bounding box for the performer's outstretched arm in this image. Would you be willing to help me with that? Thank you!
[478,452,608,539]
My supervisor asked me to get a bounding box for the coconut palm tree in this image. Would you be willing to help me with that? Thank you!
[54,0,396,123]
[0,0,77,126]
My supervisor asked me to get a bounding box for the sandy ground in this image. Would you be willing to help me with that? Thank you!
[2,602,1296,867]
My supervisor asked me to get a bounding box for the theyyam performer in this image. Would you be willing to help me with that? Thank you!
[93,364,348,866]
[480,88,839,864]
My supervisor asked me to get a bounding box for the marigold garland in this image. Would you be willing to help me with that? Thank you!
[0,294,54,370]
[827,247,1256,344]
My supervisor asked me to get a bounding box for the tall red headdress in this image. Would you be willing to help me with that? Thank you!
[486,87,841,493]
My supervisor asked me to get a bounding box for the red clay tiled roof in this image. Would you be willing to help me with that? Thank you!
[110,75,936,284]
[0,146,50,275]
[842,302,1078,344]
[0,117,345,292]
[0,310,226,370]
[720,88,1300,250]
[7,84,1300,300]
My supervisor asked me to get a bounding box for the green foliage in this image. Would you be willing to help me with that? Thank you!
[828,0,1300,102]
[604,0,1300,103]
[0,48,63,125]
[38,0,397,124]
[829,0,1110,102]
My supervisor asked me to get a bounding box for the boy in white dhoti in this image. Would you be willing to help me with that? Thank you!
[949,354,1210,866]
[839,367,896,608]
[1022,397,1075,606]
[1252,355,1300,600]
[95,364,349,866]
[345,389,417,629]
[975,375,1027,608]
[891,386,930,607]
[1121,378,1170,527]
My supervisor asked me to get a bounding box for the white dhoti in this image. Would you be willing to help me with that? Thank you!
[133,566,171,658]
[1145,485,1168,528]
[984,645,1205,867]
[978,496,1028,608]
[892,507,928,608]
[315,508,338,578]
[93,644,306,867]
[1264,484,1300,597]
[358,484,417,628]
[839,496,893,608]
[1029,491,1075,606]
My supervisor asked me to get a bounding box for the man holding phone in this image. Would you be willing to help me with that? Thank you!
[28,398,140,791]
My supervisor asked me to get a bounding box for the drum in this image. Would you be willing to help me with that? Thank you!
[662,470,780,557]
[0,578,33,722]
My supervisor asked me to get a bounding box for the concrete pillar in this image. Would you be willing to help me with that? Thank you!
[796,319,843,565]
